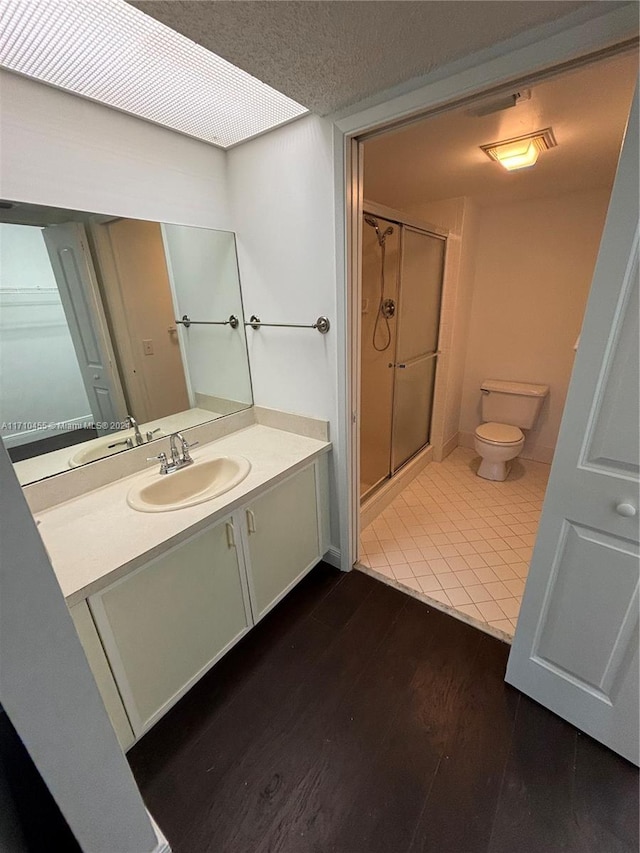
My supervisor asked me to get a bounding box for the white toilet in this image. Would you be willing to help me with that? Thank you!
[474,380,549,481]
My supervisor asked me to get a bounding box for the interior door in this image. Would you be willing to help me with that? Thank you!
[506,86,639,765]
[43,223,126,435]
[391,227,445,471]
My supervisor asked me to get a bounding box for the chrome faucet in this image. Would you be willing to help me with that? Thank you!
[126,414,144,446]
[149,432,198,475]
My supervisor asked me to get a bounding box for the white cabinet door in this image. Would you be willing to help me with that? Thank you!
[243,465,321,621]
[506,87,639,765]
[90,517,251,736]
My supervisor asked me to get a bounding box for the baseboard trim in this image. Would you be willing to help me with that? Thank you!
[148,811,171,853]
[458,431,554,465]
[441,433,459,460]
[322,547,342,569]
[361,445,433,529]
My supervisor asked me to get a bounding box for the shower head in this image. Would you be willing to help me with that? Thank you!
[364,214,393,245]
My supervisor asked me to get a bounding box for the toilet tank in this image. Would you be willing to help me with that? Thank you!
[481,379,549,428]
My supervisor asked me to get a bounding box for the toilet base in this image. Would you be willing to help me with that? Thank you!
[477,457,512,482]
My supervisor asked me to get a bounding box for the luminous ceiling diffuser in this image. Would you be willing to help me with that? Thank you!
[0,0,308,148]
[480,129,557,171]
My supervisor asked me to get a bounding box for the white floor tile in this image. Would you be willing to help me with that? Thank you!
[472,566,500,585]
[399,576,423,593]
[418,575,443,593]
[504,578,526,597]
[447,587,473,606]
[390,563,414,579]
[465,583,494,603]
[456,603,483,620]
[360,447,549,639]
[427,558,451,575]
[483,580,512,600]
[425,588,452,607]
[476,599,508,622]
[489,619,515,633]
[435,572,462,590]
[498,597,521,619]
[453,569,479,587]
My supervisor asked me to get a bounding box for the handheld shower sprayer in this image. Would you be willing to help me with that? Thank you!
[364,215,393,246]
[364,214,395,351]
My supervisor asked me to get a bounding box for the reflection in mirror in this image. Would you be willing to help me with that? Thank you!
[0,202,253,485]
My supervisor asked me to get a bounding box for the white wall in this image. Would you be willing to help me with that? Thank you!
[459,187,611,462]
[0,223,92,446]
[0,71,231,230]
[0,444,158,852]
[227,115,341,549]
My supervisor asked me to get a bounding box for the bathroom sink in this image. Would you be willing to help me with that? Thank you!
[69,430,166,467]
[127,456,251,512]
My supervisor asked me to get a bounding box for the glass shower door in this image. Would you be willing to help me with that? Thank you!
[360,214,399,499]
[391,227,445,472]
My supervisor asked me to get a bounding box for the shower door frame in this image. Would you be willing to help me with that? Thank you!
[390,222,447,475]
[360,201,447,501]
[335,8,637,573]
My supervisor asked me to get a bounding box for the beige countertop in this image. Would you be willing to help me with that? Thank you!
[36,424,331,607]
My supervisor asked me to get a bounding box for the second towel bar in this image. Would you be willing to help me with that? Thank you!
[247,315,330,334]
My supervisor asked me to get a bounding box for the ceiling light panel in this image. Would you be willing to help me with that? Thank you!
[0,0,308,148]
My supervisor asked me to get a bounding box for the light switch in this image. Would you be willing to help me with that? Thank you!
[143,339,154,355]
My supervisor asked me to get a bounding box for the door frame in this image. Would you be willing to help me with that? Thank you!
[332,5,639,572]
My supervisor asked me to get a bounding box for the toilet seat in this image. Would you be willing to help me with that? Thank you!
[475,422,523,445]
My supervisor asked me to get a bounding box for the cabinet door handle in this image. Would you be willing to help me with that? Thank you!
[246,509,256,534]
[225,521,235,548]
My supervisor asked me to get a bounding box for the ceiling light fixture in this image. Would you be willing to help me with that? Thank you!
[480,128,557,171]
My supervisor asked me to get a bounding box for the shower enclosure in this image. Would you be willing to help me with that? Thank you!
[360,207,446,501]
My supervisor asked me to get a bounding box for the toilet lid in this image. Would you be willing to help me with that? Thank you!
[475,422,523,444]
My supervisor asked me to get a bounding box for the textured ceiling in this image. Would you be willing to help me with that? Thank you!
[131,1,611,116]
[363,50,638,209]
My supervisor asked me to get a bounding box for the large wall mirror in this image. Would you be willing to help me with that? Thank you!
[0,201,253,485]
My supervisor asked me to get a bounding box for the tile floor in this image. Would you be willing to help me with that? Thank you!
[358,447,551,637]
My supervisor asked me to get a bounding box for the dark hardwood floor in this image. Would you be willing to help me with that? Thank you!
[128,563,639,853]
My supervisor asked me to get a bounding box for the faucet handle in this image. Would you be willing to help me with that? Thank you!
[181,440,198,463]
[145,427,161,442]
[147,451,169,473]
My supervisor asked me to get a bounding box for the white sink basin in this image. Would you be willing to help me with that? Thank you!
[127,456,251,512]
[69,430,166,467]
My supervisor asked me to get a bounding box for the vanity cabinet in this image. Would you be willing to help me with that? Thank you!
[84,458,328,743]
[89,516,252,737]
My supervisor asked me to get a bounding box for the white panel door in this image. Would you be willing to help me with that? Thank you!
[506,87,639,765]
[43,223,126,435]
